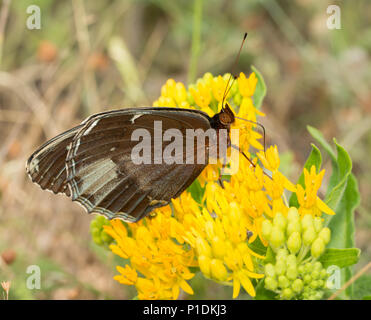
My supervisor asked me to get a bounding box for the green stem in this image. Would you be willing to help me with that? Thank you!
[188,0,203,84]
[297,245,310,264]
[282,192,289,207]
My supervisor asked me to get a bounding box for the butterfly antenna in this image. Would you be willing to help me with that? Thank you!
[221,32,248,110]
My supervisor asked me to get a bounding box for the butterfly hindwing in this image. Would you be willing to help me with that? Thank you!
[65,108,212,222]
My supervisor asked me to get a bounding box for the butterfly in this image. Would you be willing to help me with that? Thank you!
[26,104,237,222]
[26,33,258,223]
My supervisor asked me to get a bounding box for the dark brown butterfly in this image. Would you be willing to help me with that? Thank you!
[26,104,236,222]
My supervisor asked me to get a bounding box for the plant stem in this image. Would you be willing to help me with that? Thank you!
[188,0,203,84]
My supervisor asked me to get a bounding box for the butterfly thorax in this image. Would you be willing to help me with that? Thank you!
[209,103,235,131]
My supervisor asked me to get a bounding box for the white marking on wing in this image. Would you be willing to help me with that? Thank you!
[84,119,100,136]
[29,157,40,173]
[80,159,118,193]
[73,139,81,157]
[130,114,142,124]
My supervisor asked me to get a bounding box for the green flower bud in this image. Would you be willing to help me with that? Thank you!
[311,238,325,258]
[91,214,114,246]
[93,234,103,245]
[292,279,304,293]
[264,264,276,278]
[310,280,319,289]
[278,275,290,289]
[303,226,316,246]
[303,274,312,284]
[91,227,100,237]
[313,261,323,272]
[287,207,300,222]
[275,260,286,276]
[273,212,287,230]
[318,227,331,245]
[287,232,302,255]
[303,286,312,294]
[261,220,273,240]
[282,288,294,300]
[298,265,305,275]
[302,214,314,230]
[313,217,323,233]
[304,262,313,274]
[286,265,298,280]
[320,269,328,279]
[96,215,107,226]
[287,221,302,236]
[311,270,320,280]
[91,216,111,243]
[265,277,278,291]
[90,219,98,229]
[276,248,289,259]
[270,226,285,248]
[286,254,297,267]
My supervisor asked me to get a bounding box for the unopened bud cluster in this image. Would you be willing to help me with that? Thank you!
[261,207,331,299]
[90,215,114,246]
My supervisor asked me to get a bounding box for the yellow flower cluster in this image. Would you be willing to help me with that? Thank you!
[104,206,196,300]
[105,72,335,299]
[176,191,265,298]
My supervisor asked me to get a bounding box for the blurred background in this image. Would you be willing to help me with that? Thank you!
[0,0,370,299]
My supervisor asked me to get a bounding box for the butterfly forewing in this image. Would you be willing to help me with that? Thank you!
[64,108,212,222]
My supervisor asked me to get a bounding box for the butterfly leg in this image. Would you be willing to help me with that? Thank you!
[218,162,227,189]
[230,144,256,167]
[230,144,273,180]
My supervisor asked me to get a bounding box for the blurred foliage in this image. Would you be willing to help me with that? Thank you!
[0,0,370,299]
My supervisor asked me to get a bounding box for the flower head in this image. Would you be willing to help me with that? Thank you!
[104,211,196,300]
[296,166,335,217]
[238,72,257,98]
